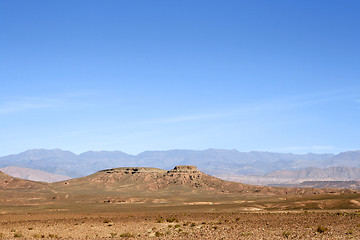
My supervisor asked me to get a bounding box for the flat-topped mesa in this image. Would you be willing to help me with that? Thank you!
[168,165,201,174]
[100,167,167,174]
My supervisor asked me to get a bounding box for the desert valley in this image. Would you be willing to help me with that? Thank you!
[1,164,360,239]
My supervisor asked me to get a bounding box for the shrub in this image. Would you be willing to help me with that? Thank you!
[282,231,291,238]
[119,232,134,238]
[316,226,328,233]
[14,232,23,238]
[166,217,178,223]
[156,217,164,223]
[48,234,59,238]
[155,231,163,237]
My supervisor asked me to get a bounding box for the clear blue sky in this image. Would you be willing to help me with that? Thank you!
[1,1,359,156]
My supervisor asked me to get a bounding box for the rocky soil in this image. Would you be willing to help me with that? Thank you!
[0,211,359,239]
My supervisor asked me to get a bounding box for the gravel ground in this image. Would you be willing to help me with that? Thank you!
[0,211,359,239]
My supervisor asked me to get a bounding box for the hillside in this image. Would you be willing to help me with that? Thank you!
[0,166,71,183]
[0,165,358,213]
[49,165,354,206]
[0,171,48,189]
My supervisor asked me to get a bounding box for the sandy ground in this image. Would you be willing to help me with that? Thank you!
[0,210,360,239]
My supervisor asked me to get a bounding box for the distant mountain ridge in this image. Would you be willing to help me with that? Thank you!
[218,166,360,186]
[0,149,359,180]
[266,166,360,180]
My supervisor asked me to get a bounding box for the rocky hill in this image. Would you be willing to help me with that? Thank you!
[0,165,358,209]
[52,165,352,202]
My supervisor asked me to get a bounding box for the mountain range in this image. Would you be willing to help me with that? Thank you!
[0,149,359,184]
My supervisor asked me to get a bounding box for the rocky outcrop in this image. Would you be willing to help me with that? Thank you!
[57,166,356,196]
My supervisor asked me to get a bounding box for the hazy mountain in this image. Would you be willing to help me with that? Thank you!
[327,150,360,167]
[218,167,360,186]
[266,167,360,180]
[0,149,79,176]
[134,149,334,175]
[0,148,358,180]
[0,166,70,183]
[0,149,133,177]
[297,181,360,189]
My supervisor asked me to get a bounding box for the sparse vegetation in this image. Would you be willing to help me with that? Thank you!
[119,232,134,238]
[156,217,164,223]
[166,217,178,223]
[13,232,23,238]
[316,226,328,233]
[155,231,163,237]
[48,233,59,238]
[282,231,291,238]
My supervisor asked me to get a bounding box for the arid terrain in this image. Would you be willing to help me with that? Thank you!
[1,166,360,239]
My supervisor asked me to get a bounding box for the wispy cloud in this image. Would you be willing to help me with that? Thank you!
[0,91,95,115]
[0,100,51,114]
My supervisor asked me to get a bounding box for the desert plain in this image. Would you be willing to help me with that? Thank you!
[1,166,360,239]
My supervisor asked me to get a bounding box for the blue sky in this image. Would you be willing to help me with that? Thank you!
[0,1,359,156]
